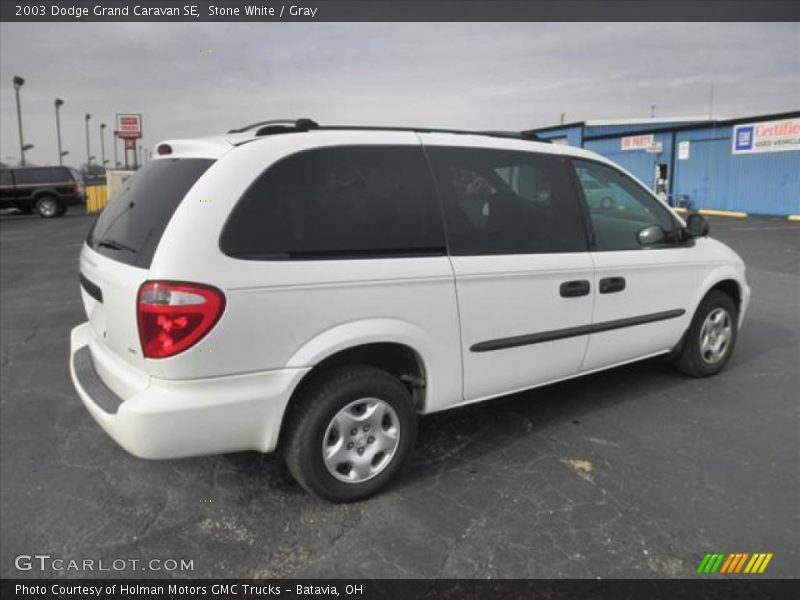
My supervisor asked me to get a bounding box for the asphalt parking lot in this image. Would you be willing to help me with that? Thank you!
[1,209,798,580]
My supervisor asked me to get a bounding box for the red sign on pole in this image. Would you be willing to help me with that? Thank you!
[116,113,142,139]
[124,138,136,150]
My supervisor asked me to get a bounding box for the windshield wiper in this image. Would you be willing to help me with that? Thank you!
[97,238,138,254]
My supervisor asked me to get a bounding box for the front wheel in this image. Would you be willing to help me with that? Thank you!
[282,365,418,502]
[673,290,738,377]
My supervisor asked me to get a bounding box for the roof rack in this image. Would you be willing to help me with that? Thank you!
[228,118,549,142]
[227,119,319,134]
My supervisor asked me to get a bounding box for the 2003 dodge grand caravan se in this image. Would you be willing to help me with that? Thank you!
[70,119,750,501]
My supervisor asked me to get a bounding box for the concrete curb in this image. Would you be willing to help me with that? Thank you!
[697,209,748,219]
[673,208,799,221]
[672,207,748,219]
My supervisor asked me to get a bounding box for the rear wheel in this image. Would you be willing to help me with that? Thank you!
[34,196,60,218]
[282,365,418,502]
[673,290,738,377]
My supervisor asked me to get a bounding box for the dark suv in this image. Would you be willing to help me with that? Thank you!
[0,166,85,218]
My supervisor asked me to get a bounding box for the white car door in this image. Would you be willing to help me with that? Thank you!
[421,136,594,403]
[569,158,704,371]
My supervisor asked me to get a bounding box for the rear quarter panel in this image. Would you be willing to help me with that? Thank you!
[146,131,464,412]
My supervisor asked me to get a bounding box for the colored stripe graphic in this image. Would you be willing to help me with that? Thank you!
[696,554,712,573]
[699,552,774,574]
[720,553,739,573]
[719,554,736,573]
[734,553,749,573]
[745,554,763,573]
[710,554,725,573]
[758,554,773,573]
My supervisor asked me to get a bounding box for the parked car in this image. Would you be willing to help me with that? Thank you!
[0,166,85,217]
[580,178,617,209]
[69,119,750,501]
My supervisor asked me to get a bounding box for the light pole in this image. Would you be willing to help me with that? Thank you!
[100,123,107,166]
[55,98,64,165]
[13,76,26,166]
[113,131,119,168]
[84,113,92,167]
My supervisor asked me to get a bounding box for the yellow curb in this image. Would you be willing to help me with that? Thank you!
[697,209,748,219]
[673,207,688,214]
[788,215,800,222]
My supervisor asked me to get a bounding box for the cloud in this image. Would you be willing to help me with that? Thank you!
[1,22,798,166]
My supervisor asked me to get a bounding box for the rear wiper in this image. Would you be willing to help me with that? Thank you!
[97,238,137,254]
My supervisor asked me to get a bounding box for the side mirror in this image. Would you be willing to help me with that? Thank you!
[685,213,710,238]
[637,224,666,246]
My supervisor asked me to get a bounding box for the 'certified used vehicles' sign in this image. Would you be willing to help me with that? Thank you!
[732,118,800,154]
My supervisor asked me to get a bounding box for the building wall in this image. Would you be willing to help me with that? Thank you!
[673,126,799,215]
[583,132,674,191]
[583,121,702,138]
[534,125,583,147]
[532,115,800,216]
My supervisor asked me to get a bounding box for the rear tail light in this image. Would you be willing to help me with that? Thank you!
[137,281,225,359]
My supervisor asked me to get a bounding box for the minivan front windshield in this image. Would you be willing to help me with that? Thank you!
[87,158,214,267]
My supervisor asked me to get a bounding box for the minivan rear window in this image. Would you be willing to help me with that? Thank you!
[87,158,214,267]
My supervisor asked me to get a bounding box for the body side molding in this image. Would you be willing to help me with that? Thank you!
[470,309,686,353]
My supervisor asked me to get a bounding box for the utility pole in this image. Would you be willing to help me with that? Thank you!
[708,83,714,120]
[650,104,656,119]
[13,76,26,166]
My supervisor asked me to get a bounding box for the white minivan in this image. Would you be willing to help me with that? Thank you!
[70,119,750,501]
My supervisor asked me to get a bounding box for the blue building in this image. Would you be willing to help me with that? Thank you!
[529,111,800,216]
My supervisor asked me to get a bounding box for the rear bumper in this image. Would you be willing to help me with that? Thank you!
[69,322,309,459]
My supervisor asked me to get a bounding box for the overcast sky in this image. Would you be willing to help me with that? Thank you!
[1,22,798,167]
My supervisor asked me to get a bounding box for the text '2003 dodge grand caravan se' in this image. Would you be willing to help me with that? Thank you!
[70,119,750,501]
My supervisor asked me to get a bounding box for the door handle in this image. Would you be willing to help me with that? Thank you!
[560,280,591,298]
[599,277,626,294]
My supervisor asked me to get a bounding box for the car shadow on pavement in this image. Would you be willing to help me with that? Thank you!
[216,356,689,500]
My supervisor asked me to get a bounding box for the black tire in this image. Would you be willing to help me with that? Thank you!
[673,290,738,377]
[282,365,418,502]
[34,195,61,218]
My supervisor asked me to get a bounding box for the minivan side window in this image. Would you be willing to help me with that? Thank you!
[221,146,446,260]
[426,147,587,255]
[572,159,676,251]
